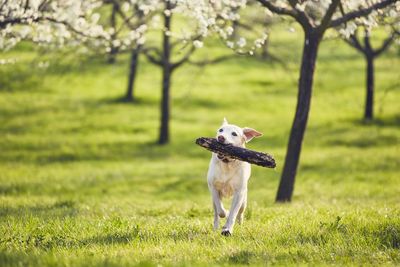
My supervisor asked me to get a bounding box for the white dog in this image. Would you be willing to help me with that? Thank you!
[207,118,262,236]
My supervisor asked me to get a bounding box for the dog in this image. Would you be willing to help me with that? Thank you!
[207,118,262,236]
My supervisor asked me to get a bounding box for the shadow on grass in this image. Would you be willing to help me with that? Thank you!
[375,223,400,249]
[0,250,130,267]
[306,117,400,149]
[242,79,298,95]
[0,183,35,196]
[0,116,213,163]
[176,97,230,109]
[227,250,260,265]
[244,80,275,87]
[100,96,159,107]
[159,178,205,198]
[0,200,78,218]
[82,230,139,246]
[0,64,43,92]
[299,151,399,174]
[0,138,187,164]
[35,143,170,163]
[352,115,400,128]
[326,134,398,148]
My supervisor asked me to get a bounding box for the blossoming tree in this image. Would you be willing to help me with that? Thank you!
[99,0,159,101]
[142,0,207,144]
[0,0,108,50]
[187,0,399,202]
[340,12,399,120]
[99,0,210,144]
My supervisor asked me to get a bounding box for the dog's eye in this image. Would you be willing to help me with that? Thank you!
[232,132,238,136]
[219,129,223,132]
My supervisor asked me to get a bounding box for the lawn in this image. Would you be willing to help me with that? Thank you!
[0,26,399,266]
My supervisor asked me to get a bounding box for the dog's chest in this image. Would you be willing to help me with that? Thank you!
[212,162,242,197]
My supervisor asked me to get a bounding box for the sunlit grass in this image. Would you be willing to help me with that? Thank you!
[0,26,399,266]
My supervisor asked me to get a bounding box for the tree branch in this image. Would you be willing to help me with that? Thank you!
[0,0,10,13]
[171,33,203,49]
[0,17,23,29]
[38,0,51,11]
[256,0,297,18]
[363,29,374,55]
[318,0,340,33]
[110,0,139,30]
[45,17,105,40]
[286,0,313,29]
[143,47,163,66]
[188,54,237,66]
[171,45,196,70]
[329,0,398,28]
[344,32,366,53]
[374,33,396,56]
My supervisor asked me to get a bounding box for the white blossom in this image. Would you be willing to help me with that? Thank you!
[1,0,397,55]
[237,37,246,47]
[0,0,109,50]
[193,40,203,48]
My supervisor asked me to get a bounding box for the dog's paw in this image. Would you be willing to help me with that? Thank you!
[221,229,232,236]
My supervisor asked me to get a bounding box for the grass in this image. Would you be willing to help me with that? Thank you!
[0,25,399,266]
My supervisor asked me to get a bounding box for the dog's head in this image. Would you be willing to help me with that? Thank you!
[215,118,262,147]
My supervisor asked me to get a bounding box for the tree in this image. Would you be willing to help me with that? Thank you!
[100,0,158,102]
[342,25,399,120]
[0,0,107,51]
[187,0,399,202]
[102,0,202,143]
[0,0,156,104]
[143,0,202,145]
[105,0,119,64]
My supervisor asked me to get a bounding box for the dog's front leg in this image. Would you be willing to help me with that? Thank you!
[236,191,247,224]
[211,187,228,219]
[213,203,219,230]
[221,189,246,236]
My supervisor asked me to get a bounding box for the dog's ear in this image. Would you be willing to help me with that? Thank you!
[242,127,262,143]
[222,117,228,125]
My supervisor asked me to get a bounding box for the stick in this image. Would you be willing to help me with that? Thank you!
[195,137,276,168]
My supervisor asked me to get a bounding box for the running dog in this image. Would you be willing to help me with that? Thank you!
[207,118,262,236]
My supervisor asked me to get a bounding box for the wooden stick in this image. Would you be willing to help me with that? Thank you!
[195,137,276,168]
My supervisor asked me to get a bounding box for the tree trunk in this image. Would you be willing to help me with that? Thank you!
[125,47,140,101]
[364,54,374,120]
[158,2,172,145]
[159,60,172,145]
[107,2,118,64]
[276,32,321,202]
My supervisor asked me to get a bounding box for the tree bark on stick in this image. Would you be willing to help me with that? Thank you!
[196,137,276,168]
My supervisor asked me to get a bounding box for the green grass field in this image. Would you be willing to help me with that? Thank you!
[0,27,399,266]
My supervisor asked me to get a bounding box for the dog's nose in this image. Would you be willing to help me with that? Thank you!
[217,135,225,143]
